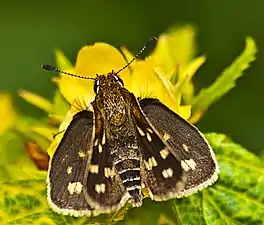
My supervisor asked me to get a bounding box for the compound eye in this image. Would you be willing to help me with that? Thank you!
[93,80,100,94]
[113,75,124,86]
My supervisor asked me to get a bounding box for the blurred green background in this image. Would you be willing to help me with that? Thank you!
[1,0,263,154]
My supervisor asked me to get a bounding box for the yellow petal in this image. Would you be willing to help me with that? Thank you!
[58,68,95,104]
[180,56,206,103]
[0,93,16,135]
[76,43,130,77]
[181,56,206,81]
[177,105,192,120]
[181,82,194,104]
[153,67,179,107]
[55,49,73,69]
[18,90,52,112]
[59,43,131,104]
[188,109,204,124]
[120,46,134,60]
[147,25,196,76]
[125,61,179,112]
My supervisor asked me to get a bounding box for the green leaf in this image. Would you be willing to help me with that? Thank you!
[0,130,47,184]
[173,193,206,225]
[119,199,177,225]
[174,133,264,225]
[191,37,257,114]
[0,178,83,225]
[0,178,129,225]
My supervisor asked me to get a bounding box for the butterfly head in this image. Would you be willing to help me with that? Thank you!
[93,71,124,95]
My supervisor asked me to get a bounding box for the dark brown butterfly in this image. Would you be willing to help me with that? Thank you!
[43,38,219,217]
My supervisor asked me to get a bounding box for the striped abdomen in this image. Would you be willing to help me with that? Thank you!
[110,139,142,207]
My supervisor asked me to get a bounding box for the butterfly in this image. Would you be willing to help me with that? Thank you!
[43,38,219,217]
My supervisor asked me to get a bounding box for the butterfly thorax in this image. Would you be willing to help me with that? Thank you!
[95,75,127,126]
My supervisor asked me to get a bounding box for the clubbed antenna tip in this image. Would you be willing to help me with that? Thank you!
[41,64,95,80]
[116,36,157,75]
[41,64,56,71]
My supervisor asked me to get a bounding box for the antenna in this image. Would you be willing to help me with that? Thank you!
[116,37,157,75]
[42,37,157,79]
[41,64,96,80]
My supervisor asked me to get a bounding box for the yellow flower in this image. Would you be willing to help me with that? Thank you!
[21,26,208,157]
[56,40,193,120]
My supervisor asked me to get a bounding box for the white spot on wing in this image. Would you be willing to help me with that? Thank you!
[98,144,103,153]
[160,148,169,159]
[162,168,173,178]
[147,128,153,133]
[151,157,157,167]
[181,158,196,172]
[94,139,99,146]
[144,157,158,170]
[181,160,190,172]
[102,132,106,145]
[182,144,189,152]
[90,164,99,174]
[104,167,115,178]
[137,126,145,136]
[146,132,152,142]
[67,166,72,174]
[95,183,106,193]
[185,158,196,170]
[67,182,83,194]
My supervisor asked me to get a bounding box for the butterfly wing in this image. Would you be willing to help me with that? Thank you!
[129,94,186,201]
[83,104,129,213]
[47,110,96,217]
[139,98,219,198]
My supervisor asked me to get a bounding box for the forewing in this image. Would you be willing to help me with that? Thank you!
[129,94,186,201]
[139,98,219,197]
[83,104,129,213]
[47,110,96,217]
